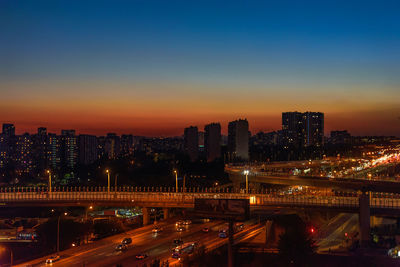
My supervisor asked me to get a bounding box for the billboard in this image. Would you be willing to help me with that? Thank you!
[194,198,250,220]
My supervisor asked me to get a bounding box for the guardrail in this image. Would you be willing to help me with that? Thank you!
[0,188,400,210]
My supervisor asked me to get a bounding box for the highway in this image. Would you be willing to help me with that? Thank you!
[316,213,358,252]
[16,219,263,267]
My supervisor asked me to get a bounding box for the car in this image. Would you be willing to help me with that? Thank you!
[202,227,209,233]
[175,220,184,226]
[122,237,132,245]
[136,253,148,260]
[176,226,185,232]
[115,244,127,251]
[184,220,192,225]
[152,227,163,233]
[46,255,60,264]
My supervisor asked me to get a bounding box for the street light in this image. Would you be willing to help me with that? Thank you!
[243,170,249,194]
[106,169,110,193]
[174,170,178,193]
[47,170,52,193]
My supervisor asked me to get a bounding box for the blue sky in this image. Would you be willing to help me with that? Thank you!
[1,0,400,136]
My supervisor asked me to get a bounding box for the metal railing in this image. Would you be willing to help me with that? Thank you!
[0,187,400,209]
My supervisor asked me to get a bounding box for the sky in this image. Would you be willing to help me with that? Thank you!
[1,0,400,136]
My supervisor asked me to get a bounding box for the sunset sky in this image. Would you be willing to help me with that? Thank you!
[1,0,400,136]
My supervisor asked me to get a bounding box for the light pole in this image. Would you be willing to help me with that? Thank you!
[106,169,110,193]
[47,170,52,193]
[174,170,178,193]
[243,170,249,194]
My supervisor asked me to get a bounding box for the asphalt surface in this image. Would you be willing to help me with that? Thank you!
[16,219,263,267]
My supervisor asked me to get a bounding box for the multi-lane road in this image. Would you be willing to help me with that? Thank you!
[16,219,263,267]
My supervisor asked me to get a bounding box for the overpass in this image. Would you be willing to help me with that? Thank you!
[225,165,400,193]
[1,186,400,245]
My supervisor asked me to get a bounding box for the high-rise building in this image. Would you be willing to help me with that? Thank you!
[79,135,98,165]
[2,124,15,137]
[228,119,249,160]
[13,133,33,175]
[204,123,221,162]
[184,126,198,162]
[33,127,48,172]
[47,133,60,169]
[105,133,120,159]
[60,130,77,170]
[121,134,134,156]
[282,112,304,148]
[281,112,324,148]
[0,134,8,169]
[303,112,324,147]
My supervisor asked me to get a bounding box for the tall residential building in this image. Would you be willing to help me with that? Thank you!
[33,127,48,172]
[184,126,198,162]
[303,112,324,147]
[121,134,134,156]
[282,112,304,148]
[204,123,221,162]
[13,133,33,175]
[60,130,77,170]
[2,124,15,137]
[281,111,324,148]
[0,134,8,169]
[228,119,249,160]
[47,133,60,169]
[79,135,98,165]
[105,133,120,159]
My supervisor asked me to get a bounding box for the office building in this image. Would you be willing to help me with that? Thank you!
[228,119,249,160]
[204,123,221,162]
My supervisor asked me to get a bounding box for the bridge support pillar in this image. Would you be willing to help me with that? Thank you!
[359,191,370,247]
[142,207,150,226]
[265,220,273,247]
[162,208,170,220]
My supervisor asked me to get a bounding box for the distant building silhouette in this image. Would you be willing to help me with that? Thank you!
[282,111,324,148]
[205,123,221,162]
[2,124,15,137]
[228,119,249,160]
[184,126,199,162]
[79,135,98,165]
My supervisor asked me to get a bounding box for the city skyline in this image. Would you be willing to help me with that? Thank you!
[1,1,400,136]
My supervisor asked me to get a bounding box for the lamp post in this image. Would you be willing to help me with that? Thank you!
[174,170,178,193]
[243,170,249,194]
[106,169,110,193]
[47,170,52,193]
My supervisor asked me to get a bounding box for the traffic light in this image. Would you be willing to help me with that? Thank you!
[310,227,315,234]
[345,232,348,237]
